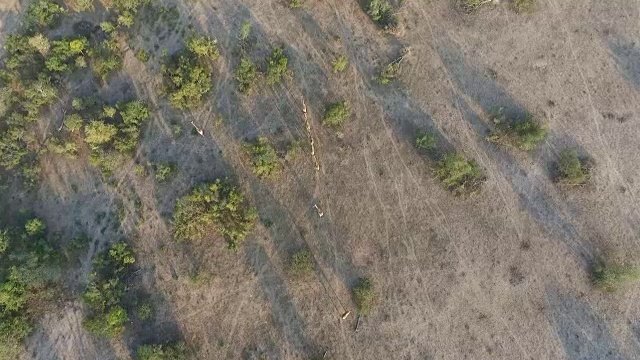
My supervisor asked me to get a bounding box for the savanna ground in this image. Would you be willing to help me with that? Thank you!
[2,0,640,359]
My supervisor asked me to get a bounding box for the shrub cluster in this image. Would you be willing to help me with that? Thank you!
[172,179,257,247]
[245,137,280,178]
[487,111,547,151]
[265,47,289,85]
[235,57,257,94]
[362,0,398,31]
[82,242,135,337]
[323,101,351,128]
[136,342,189,360]
[288,249,314,278]
[434,152,485,196]
[352,278,375,315]
[592,261,640,292]
[555,148,590,185]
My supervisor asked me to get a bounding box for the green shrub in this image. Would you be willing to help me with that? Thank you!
[136,49,149,62]
[415,130,436,151]
[26,0,66,28]
[235,56,257,94]
[24,218,46,236]
[88,40,123,82]
[512,0,535,13]
[137,302,154,321]
[155,163,177,182]
[173,179,257,246]
[45,37,89,73]
[162,54,212,109]
[27,34,50,55]
[288,0,302,8]
[0,230,8,254]
[64,114,84,132]
[323,101,350,128]
[47,138,78,158]
[555,148,590,185]
[592,262,640,292]
[82,242,135,337]
[461,0,492,12]
[332,55,348,73]
[239,20,252,42]
[246,137,280,178]
[362,0,398,30]
[487,112,547,151]
[352,278,375,315]
[288,249,314,277]
[377,58,403,85]
[85,121,118,147]
[70,0,94,11]
[187,36,219,60]
[265,47,288,85]
[434,152,484,196]
[136,342,189,360]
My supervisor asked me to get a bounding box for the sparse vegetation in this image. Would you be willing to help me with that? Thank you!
[461,0,493,13]
[239,20,252,42]
[555,148,590,185]
[362,0,398,31]
[155,162,177,182]
[512,0,535,13]
[487,112,547,151]
[332,55,349,73]
[592,261,640,292]
[172,179,257,247]
[352,278,375,315]
[136,342,189,360]
[288,249,314,277]
[162,53,212,109]
[323,101,350,128]
[434,152,485,196]
[265,47,288,85]
[235,56,257,94]
[415,130,437,151]
[288,0,302,8]
[245,137,280,178]
[377,60,401,84]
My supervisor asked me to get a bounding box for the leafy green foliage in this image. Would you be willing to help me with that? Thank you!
[332,55,348,73]
[555,148,590,185]
[85,121,118,146]
[352,278,375,315]
[592,261,640,292]
[69,0,94,11]
[265,47,288,85]
[415,131,437,151]
[45,37,89,73]
[137,302,154,321]
[162,53,212,109]
[109,0,150,27]
[362,0,398,31]
[155,162,177,182]
[88,39,123,82]
[377,60,401,84]
[64,114,84,133]
[0,218,62,356]
[172,179,257,246]
[288,249,314,277]
[187,36,219,60]
[323,101,350,128]
[461,0,491,12]
[434,152,485,196]
[245,137,280,178]
[82,242,135,337]
[26,0,66,28]
[136,49,149,62]
[487,112,547,151]
[136,342,189,360]
[235,56,257,94]
[239,20,252,42]
[288,0,302,8]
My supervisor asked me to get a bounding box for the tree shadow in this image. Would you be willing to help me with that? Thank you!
[546,287,626,360]
[607,36,640,90]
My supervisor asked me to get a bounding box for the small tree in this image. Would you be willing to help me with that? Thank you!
[173,180,257,247]
[434,152,485,196]
[352,278,375,315]
[265,47,288,85]
[415,130,437,151]
[246,137,280,178]
[162,54,212,109]
[288,249,314,277]
[187,35,220,60]
[362,0,397,30]
[26,0,66,28]
[136,342,189,360]
[555,148,590,185]
[235,57,257,94]
[323,101,350,128]
[332,55,349,73]
[84,121,118,147]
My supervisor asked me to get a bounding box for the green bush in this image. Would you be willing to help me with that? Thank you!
[85,121,118,147]
[288,249,314,277]
[288,0,302,8]
[352,278,375,315]
[434,152,485,196]
[70,0,94,11]
[461,0,492,12]
[82,242,135,337]
[592,262,640,292]
[155,162,177,182]
[555,148,590,185]
[88,40,123,82]
[162,54,212,109]
[265,47,288,85]
[332,55,348,73]
[47,138,78,158]
[187,36,219,60]
[137,302,154,321]
[172,179,257,246]
[45,37,89,73]
[235,56,257,94]
[136,342,189,360]
[64,114,84,133]
[377,61,401,85]
[136,49,149,62]
[362,0,398,30]
[487,112,547,151]
[239,20,252,42]
[415,131,437,151]
[246,137,280,178]
[323,101,350,128]
[26,0,66,28]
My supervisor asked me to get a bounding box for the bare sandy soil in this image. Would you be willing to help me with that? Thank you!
[3,0,640,359]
